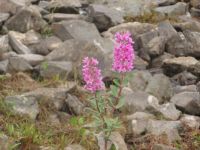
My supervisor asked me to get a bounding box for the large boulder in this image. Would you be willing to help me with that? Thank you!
[171,92,200,115]
[5,6,46,32]
[5,95,39,120]
[87,4,124,31]
[145,74,173,103]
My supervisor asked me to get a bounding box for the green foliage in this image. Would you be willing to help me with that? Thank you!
[40,26,53,37]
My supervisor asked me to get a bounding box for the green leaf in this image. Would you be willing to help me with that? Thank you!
[115,97,125,109]
[110,85,118,97]
[78,117,85,125]
[110,144,117,150]
[69,117,78,126]
[113,79,120,86]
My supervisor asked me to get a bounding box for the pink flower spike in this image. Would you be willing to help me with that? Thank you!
[112,31,135,73]
[82,57,105,92]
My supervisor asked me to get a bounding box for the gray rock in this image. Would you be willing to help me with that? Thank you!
[0,35,12,55]
[52,20,102,42]
[44,13,85,22]
[174,85,198,94]
[152,144,178,150]
[154,2,187,16]
[17,54,44,66]
[32,36,62,55]
[145,74,173,104]
[153,0,177,6]
[191,0,200,9]
[39,61,72,79]
[109,132,128,150]
[88,4,124,31]
[126,112,155,121]
[191,7,200,18]
[173,20,200,32]
[5,6,46,32]
[171,71,198,85]
[0,0,29,14]
[134,55,149,70]
[65,94,85,115]
[47,0,81,14]
[23,30,41,45]
[0,134,9,150]
[147,120,182,142]
[171,92,200,115]
[0,60,9,73]
[0,13,9,25]
[122,91,160,114]
[64,144,85,150]
[166,31,200,57]
[151,53,174,68]
[24,86,75,110]
[5,95,39,120]
[129,70,152,92]
[188,62,200,77]
[163,57,199,76]
[8,56,33,72]
[180,114,200,129]
[8,31,32,54]
[147,36,166,57]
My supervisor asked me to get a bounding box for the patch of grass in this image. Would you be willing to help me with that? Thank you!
[124,11,180,24]
[40,26,53,38]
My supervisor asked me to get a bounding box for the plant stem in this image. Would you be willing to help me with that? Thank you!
[95,92,108,150]
[115,73,125,106]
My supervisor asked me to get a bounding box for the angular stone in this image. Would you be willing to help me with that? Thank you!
[5,95,39,120]
[109,132,128,150]
[174,85,198,94]
[155,2,187,16]
[0,35,12,55]
[171,92,200,115]
[0,13,9,25]
[8,31,31,54]
[17,54,44,66]
[180,114,200,129]
[188,62,200,77]
[44,13,84,22]
[8,56,33,72]
[145,74,173,103]
[147,120,182,142]
[191,0,200,9]
[151,52,174,68]
[5,6,46,32]
[0,60,9,73]
[52,20,102,42]
[88,4,124,31]
[191,7,200,18]
[134,56,149,70]
[163,57,199,76]
[39,61,72,79]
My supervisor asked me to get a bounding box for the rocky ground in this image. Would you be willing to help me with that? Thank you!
[0,0,200,150]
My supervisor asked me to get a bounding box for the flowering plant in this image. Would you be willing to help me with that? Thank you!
[82,31,135,149]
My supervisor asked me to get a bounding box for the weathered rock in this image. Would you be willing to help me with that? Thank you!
[173,20,200,32]
[109,132,128,150]
[8,31,32,54]
[180,114,200,129]
[145,74,173,103]
[0,13,9,25]
[147,120,182,142]
[155,2,187,16]
[0,60,9,73]
[171,92,200,115]
[64,94,85,115]
[151,53,174,68]
[166,31,200,57]
[44,13,85,22]
[38,61,72,79]
[153,0,177,6]
[17,54,44,66]
[126,112,155,121]
[188,62,200,77]
[64,144,85,150]
[32,36,62,55]
[23,30,41,45]
[52,20,102,42]
[163,57,199,76]
[134,55,149,70]
[88,4,124,31]
[8,56,33,72]
[5,6,46,32]
[152,144,178,150]
[129,70,152,92]
[191,0,200,9]
[5,95,39,120]
[147,36,166,57]
[171,71,198,85]
[47,0,81,14]
[0,0,29,14]
[174,85,198,94]
[24,86,75,110]
[191,7,200,18]
[0,35,12,55]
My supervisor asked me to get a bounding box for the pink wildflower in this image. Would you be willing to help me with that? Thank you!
[112,31,135,73]
[82,57,104,92]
